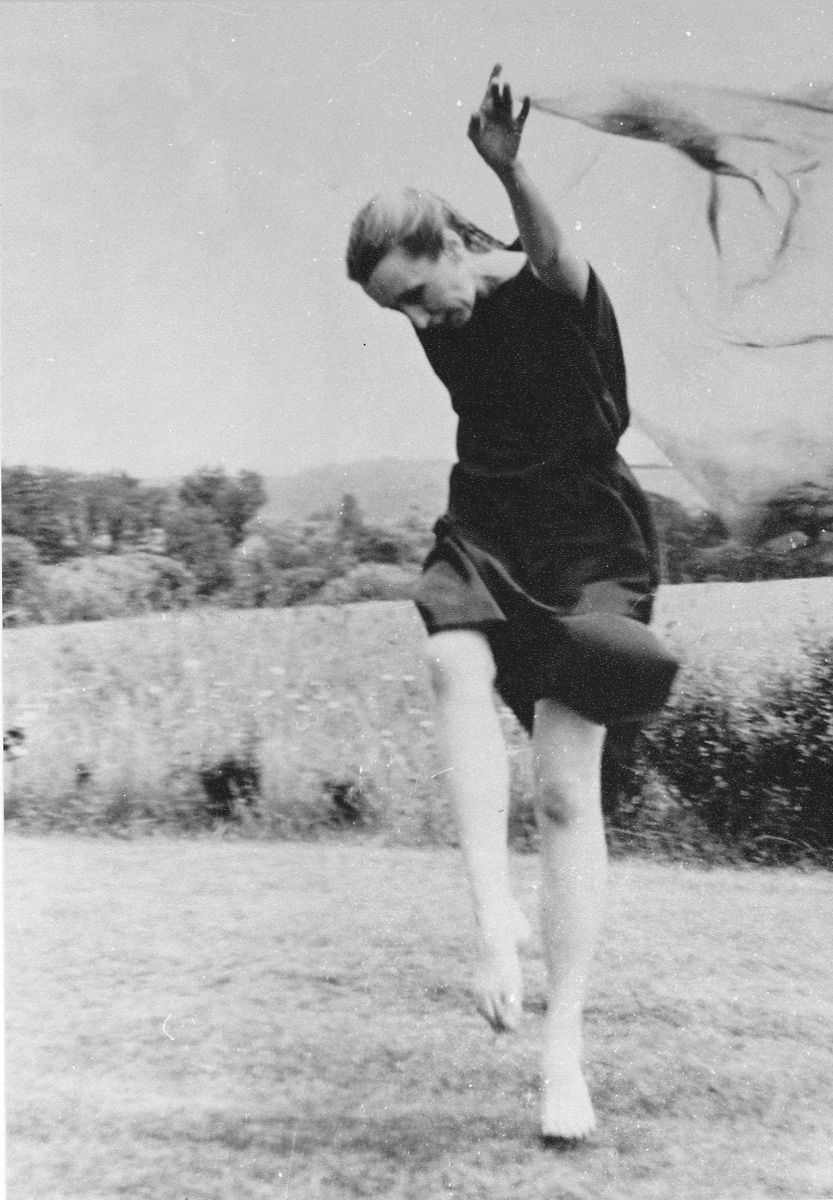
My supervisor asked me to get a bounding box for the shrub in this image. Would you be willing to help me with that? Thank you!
[198,755,261,825]
[163,508,234,595]
[313,563,419,604]
[626,638,833,863]
[30,553,196,623]
[229,535,282,607]
[3,536,43,623]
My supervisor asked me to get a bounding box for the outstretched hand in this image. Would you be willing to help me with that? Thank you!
[468,64,530,175]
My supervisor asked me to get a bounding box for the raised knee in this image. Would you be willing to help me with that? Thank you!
[425,651,454,700]
[425,652,492,704]
[424,635,495,703]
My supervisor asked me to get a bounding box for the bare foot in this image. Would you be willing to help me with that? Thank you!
[540,1063,596,1140]
[471,899,531,1032]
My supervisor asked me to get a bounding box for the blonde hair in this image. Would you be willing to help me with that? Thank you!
[346,187,507,285]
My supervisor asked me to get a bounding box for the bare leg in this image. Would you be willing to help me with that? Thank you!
[426,629,531,1032]
[532,698,607,1140]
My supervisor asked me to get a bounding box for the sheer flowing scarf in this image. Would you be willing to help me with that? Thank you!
[530,82,833,538]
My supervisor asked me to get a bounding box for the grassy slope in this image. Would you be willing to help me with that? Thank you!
[6,837,832,1200]
[4,578,831,836]
[3,601,452,837]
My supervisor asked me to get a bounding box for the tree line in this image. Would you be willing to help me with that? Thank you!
[2,465,433,624]
[3,464,832,626]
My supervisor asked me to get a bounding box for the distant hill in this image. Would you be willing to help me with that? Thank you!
[261,459,453,523]
[261,457,710,524]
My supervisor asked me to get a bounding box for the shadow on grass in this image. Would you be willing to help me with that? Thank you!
[143,1107,545,1167]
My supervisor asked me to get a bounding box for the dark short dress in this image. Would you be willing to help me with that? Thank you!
[414,261,679,731]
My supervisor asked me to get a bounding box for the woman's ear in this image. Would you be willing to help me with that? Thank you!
[442,228,465,258]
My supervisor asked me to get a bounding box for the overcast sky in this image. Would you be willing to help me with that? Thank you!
[3,0,831,480]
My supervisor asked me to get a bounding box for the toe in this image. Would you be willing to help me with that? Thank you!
[496,991,521,1031]
[474,990,500,1031]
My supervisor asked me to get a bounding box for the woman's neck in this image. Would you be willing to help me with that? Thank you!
[470,247,527,299]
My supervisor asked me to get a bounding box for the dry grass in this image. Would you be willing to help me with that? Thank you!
[3,604,453,839]
[6,837,833,1200]
[4,579,831,839]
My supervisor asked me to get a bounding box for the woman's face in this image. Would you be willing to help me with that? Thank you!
[363,238,477,330]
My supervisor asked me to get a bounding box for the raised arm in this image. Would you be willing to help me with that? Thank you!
[468,64,589,301]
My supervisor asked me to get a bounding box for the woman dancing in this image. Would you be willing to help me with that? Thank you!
[346,65,678,1142]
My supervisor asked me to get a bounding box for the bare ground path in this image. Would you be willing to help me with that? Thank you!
[6,837,833,1199]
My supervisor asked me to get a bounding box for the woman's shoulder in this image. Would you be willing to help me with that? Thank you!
[497,262,623,364]
[494,255,593,314]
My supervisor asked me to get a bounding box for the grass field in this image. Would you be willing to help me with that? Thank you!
[4,578,832,839]
[5,836,832,1200]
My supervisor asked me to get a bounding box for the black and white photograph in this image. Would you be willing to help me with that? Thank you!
[4,2,833,1196]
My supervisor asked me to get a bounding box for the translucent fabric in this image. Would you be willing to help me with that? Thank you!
[531,83,833,537]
